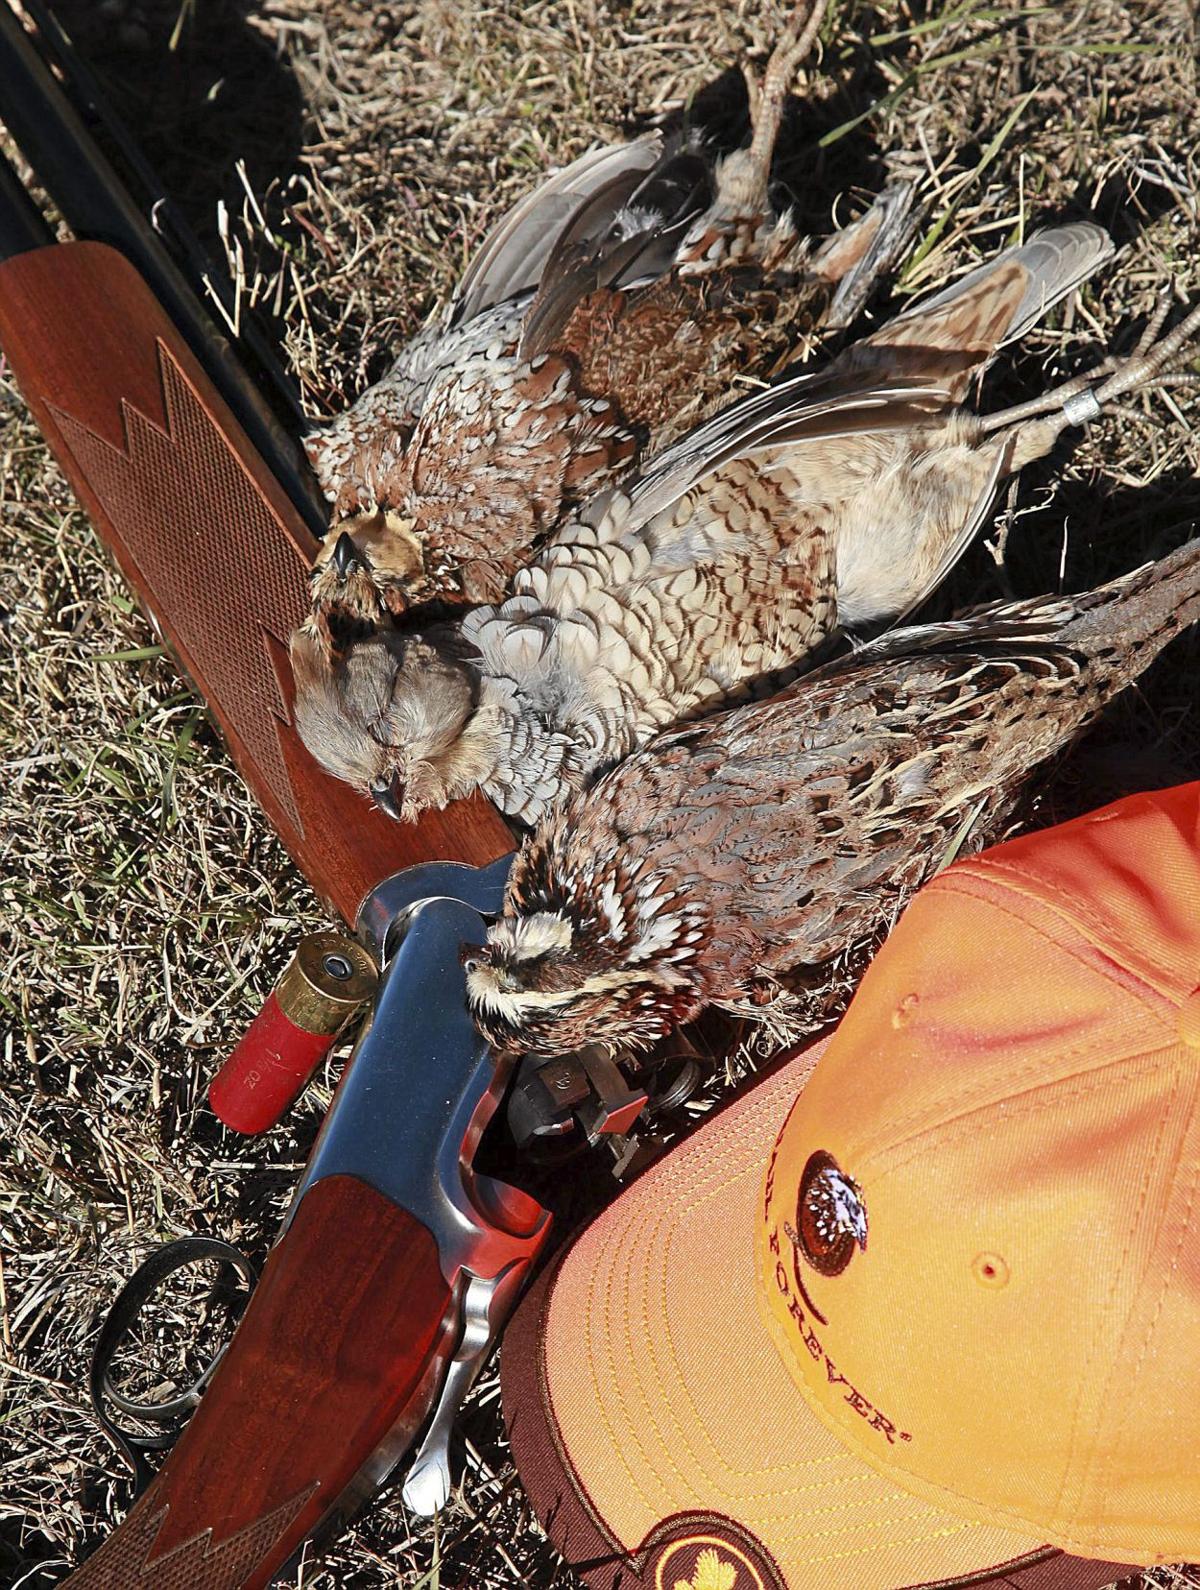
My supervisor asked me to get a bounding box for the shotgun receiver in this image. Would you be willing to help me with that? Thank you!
[0,9,679,1580]
[55,856,551,1590]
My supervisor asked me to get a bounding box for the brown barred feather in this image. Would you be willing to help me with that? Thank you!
[292,224,1139,827]
[467,539,1200,1059]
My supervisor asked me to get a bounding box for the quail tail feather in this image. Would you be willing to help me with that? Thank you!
[851,222,1114,398]
[520,136,712,360]
[458,134,666,330]
[986,224,1116,348]
[1063,535,1200,676]
[888,224,1113,349]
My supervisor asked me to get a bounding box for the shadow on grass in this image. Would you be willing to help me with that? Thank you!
[47,0,306,252]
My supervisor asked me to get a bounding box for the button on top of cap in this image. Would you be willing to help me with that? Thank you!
[1178,987,1200,1048]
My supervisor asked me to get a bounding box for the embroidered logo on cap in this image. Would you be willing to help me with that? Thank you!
[793,1150,867,1277]
[645,1526,785,1590]
[763,1132,910,1446]
[670,1544,738,1590]
[638,1514,787,1590]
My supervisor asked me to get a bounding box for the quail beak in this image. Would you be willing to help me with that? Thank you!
[369,772,405,822]
[332,530,367,579]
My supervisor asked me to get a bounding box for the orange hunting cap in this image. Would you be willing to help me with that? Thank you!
[502,781,1200,1590]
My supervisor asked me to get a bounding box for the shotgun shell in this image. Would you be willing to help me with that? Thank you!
[208,932,378,1135]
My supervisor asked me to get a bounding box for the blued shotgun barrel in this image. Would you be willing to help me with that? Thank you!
[0,0,323,531]
[0,139,50,256]
[16,0,311,438]
[0,218,512,916]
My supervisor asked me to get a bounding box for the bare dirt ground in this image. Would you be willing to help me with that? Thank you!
[2,1,1199,1586]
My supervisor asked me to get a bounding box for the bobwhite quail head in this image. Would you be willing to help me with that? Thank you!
[289,624,492,820]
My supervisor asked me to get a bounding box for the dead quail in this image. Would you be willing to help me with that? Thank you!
[292,223,1195,828]
[464,536,1200,1059]
[303,0,918,646]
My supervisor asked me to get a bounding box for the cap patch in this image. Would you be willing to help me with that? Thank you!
[637,1515,787,1590]
[794,1150,867,1277]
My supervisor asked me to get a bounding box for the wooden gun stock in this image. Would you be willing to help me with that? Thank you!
[59,887,551,1588]
[62,1176,456,1590]
[0,240,512,921]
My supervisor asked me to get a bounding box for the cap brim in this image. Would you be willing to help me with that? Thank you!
[502,1045,1132,1590]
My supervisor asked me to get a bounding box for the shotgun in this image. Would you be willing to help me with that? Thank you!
[0,6,542,1581]
[0,12,691,1581]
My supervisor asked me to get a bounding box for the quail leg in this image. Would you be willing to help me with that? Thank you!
[985,291,1200,468]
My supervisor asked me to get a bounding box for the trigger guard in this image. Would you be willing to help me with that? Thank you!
[90,1235,257,1491]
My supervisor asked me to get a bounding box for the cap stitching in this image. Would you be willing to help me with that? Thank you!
[642,1196,717,1494]
[942,856,1117,949]
[532,1246,636,1564]
[653,1175,896,1498]
[938,857,1194,1005]
[936,865,1176,1003]
[612,1069,810,1499]
[760,1508,985,1555]
[594,1187,770,1516]
[643,1506,1020,1574]
[592,1193,684,1514]
[865,1038,1154,1175]
[761,1240,1170,1564]
[647,1488,1011,1554]
[1089,1073,1200,1530]
[635,1084,805,1501]
[871,1044,1172,1180]
[755,1271,1055,1565]
[640,1156,841,1494]
[1049,1070,1181,1529]
[573,1079,931,1526]
[589,1131,775,1511]
[789,1055,1184,1555]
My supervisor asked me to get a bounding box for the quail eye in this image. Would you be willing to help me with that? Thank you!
[460,943,486,976]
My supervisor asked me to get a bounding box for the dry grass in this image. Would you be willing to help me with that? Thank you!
[2,0,1199,1585]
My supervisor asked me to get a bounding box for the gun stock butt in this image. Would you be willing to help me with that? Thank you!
[63,1175,457,1589]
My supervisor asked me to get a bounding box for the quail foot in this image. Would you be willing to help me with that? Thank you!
[464,536,1200,1059]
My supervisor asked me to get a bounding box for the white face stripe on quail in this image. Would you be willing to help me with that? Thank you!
[465,970,578,1020]
[488,912,574,961]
